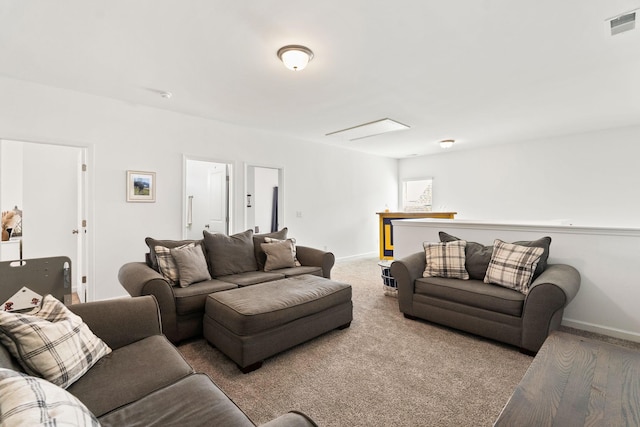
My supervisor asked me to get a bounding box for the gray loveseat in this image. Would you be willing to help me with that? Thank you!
[118,228,335,343]
[390,233,581,353]
[0,296,316,426]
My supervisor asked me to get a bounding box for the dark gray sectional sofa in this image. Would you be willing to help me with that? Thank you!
[118,228,335,343]
[0,296,317,426]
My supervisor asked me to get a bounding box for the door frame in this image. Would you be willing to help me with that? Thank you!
[0,137,93,302]
[244,163,285,233]
[182,155,234,239]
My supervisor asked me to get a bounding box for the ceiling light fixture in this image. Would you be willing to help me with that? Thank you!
[277,45,314,71]
[440,139,455,149]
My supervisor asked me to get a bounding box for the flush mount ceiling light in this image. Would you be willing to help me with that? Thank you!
[277,45,314,71]
[440,139,455,149]
[326,118,410,141]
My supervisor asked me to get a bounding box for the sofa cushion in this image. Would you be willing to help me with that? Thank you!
[155,242,194,284]
[439,232,551,280]
[145,237,204,271]
[67,335,193,417]
[262,239,297,271]
[0,295,111,389]
[171,244,212,287]
[422,240,469,280]
[0,368,100,426]
[203,229,258,277]
[206,275,352,336]
[272,265,323,278]
[254,228,288,270]
[98,373,254,427]
[484,239,544,295]
[173,279,238,316]
[415,277,525,317]
[217,271,285,287]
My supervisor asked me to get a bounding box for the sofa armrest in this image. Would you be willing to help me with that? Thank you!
[118,262,180,343]
[521,264,581,352]
[259,411,318,427]
[296,246,335,279]
[69,296,161,350]
[390,252,426,315]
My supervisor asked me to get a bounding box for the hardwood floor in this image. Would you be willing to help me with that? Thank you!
[495,331,640,426]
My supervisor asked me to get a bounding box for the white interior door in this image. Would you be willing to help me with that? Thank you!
[185,159,230,238]
[21,142,85,301]
[208,166,228,234]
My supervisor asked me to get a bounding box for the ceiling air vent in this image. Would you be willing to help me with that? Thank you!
[607,10,637,36]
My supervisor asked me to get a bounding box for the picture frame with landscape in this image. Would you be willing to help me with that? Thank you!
[126,170,156,202]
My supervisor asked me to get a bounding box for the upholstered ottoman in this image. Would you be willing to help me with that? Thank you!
[203,274,352,372]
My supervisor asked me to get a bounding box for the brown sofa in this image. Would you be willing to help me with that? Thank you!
[0,296,317,426]
[390,234,581,353]
[118,228,335,343]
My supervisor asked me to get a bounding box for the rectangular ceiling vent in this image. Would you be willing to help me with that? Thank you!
[607,10,637,36]
[326,118,410,141]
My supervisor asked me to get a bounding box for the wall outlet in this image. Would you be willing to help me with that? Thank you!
[296,211,303,218]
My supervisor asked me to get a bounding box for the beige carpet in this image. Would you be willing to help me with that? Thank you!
[178,257,549,426]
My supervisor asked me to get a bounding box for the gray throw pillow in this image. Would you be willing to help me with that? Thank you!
[203,229,258,277]
[261,239,297,271]
[170,244,212,287]
[439,232,551,280]
[253,228,288,270]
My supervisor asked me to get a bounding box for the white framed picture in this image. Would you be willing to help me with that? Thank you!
[126,170,156,202]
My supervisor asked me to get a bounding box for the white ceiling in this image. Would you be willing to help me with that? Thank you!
[1,1,639,158]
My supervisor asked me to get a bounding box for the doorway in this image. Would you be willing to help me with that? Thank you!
[184,157,233,239]
[0,139,88,302]
[245,165,284,234]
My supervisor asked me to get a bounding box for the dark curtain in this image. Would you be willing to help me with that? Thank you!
[271,186,279,232]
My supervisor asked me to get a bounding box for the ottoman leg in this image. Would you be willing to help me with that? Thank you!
[337,322,351,330]
[240,361,263,374]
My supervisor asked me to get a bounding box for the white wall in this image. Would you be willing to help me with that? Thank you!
[0,75,397,301]
[399,126,640,228]
[0,140,24,212]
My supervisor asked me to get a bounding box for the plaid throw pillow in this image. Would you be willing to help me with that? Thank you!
[0,295,111,389]
[484,239,545,294]
[0,368,100,426]
[422,240,469,280]
[155,242,195,284]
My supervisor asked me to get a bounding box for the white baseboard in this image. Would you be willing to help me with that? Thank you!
[562,318,640,343]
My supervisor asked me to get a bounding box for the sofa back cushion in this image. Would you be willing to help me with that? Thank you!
[204,229,258,277]
[0,344,23,372]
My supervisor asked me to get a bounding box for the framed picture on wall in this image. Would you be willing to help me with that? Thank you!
[126,170,156,202]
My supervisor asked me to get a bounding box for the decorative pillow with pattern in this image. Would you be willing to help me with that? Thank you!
[0,368,100,426]
[484,239,545,294]
[0,295,111,389]
[264,237,302,267]
[439,232,551,280]
[155,242,195,284]
[261,239,297,271]
[422,240,469,279]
